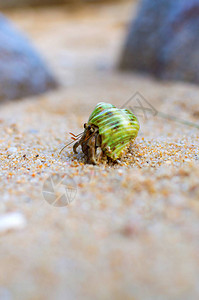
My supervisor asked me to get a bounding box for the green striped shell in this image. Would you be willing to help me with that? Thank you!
[88,102,139,160]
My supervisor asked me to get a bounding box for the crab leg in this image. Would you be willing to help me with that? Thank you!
[73,140,82,154]
[86,134,97,165]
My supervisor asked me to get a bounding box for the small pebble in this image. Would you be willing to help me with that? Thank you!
[7,147,17,153]
[0,212,27,233]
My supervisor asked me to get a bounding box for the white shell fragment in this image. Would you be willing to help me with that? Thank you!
[7,147,18,154]
[0,212,27,233]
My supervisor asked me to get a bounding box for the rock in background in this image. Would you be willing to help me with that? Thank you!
[119,0,199,84]
[0,14,57,101]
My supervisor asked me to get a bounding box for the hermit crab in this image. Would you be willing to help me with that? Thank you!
[60,102,140,164]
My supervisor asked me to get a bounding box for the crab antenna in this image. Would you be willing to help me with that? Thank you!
[59,131,84,155]
[69,132,76,137]
[59,140,76,154]
[69,131,84,138]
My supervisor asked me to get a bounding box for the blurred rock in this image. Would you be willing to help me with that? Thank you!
[119,0,199,84]
[0,14,57,101]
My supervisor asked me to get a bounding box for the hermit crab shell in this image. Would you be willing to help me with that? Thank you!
[88,102,139,160]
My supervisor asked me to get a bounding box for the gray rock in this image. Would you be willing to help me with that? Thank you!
[119,0,199,83]
[0,14,57,101]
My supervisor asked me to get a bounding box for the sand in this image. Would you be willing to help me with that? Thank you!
[0,1,199,300]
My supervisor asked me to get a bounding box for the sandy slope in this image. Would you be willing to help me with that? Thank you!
[0,2,199,300]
